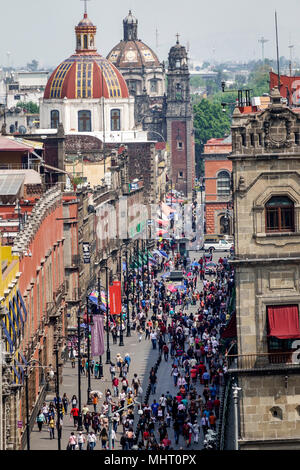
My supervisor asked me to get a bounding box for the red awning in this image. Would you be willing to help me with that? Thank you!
[267,305,300,339]
[221,311,237,339]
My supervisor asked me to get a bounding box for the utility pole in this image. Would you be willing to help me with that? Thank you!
[258,36,269,62]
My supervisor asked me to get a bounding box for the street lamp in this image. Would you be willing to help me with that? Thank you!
[86,296,92,404]
[77,307,83,431]
[136,239,140,318]
[53,335,61,451]
[97,275,103,379]
[124,248,130,338]
[104,263,111,364]
[118,247,124,347]
[232,382,241,451]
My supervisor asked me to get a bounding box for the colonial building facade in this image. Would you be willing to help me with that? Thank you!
[228,87,300,449]
[204,136,232,236]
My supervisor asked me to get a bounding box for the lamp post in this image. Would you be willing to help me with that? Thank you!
[136,239,140,317]
[146,241,150,293]
[131,248,135,326]
[24,367,30,451]
[125,249,131,337]
[118,247,124,347]
[86,296,92,404]
[233,383,241,451]
[141,240,145,300]
[77,308,83,431]
[97,276,103,378]
[53,336,61,451]
[104,264,111,364]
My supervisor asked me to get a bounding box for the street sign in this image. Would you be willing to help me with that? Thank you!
[147,219,154,226]
[17,421,23,429]
[83,242,91,264]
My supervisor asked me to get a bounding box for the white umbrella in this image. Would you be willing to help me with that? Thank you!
[90,390,103,398]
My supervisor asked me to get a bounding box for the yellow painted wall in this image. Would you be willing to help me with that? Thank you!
[65,157,112,188]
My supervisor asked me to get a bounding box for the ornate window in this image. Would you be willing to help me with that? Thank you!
[78,110,91,132]
[150,79,158,93]
[111,109,121,131]
[217,171,231,197]
[128,80,137,94]
[176,83,183,101]
[50,110,59,129]
[265,196,294,233]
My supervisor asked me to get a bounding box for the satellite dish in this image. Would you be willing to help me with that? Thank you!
[18,126,27,134]
[9,107,16,113]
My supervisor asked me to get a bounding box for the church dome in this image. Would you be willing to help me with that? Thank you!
[107,11,161,68]
[44,13,129,100]
[107,40,160,68]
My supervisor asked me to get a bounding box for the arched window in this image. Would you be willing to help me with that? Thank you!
[111,109,121,131]
[220,215,230,234]
[78,110,91,132]
[150,79,158,93]
[176,83,183,100]
[265,196,294,233]
[217,171,231,196]
[50,110,59,129]
[84,34,88,49]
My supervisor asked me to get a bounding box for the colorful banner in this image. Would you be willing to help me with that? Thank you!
[109,281,122,315]
[91,315,105,357]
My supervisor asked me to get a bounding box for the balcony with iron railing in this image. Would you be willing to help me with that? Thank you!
[226,351,300,373]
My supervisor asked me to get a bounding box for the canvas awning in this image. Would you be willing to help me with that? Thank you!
[267,305,300,339]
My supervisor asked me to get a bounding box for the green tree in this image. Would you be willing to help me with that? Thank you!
[16,101,39,114]
[247,63,270,96]
[193,99,231,174]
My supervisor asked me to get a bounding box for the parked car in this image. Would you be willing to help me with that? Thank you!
[168,271,184,281]
[203,239,233,252]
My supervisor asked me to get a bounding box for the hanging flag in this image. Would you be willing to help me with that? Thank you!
[109,281,122,315]
[91,315,105,357]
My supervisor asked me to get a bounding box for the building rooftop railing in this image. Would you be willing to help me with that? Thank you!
[226,351,300,372]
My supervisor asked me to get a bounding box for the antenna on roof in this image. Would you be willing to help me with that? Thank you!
[258,36,269,62]
[288,36,294,77]
[275,11,281,90]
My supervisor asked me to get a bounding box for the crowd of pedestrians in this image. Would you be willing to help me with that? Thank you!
[34,238,234,450]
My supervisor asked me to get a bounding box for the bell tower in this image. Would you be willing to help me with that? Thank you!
[166,35,194,198]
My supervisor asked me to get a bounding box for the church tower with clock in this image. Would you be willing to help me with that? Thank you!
[165,36,195,198]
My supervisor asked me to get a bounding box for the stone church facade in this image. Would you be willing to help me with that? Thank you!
[228,87,300,449]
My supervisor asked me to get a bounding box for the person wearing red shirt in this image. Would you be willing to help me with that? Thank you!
[190,366,198,385]
[143,429,150,449]
[213,397,221,419]
[162,435,171,450]
[70,406,79,427]
[209,413,217,430]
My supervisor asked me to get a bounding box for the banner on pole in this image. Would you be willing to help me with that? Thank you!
[109,281,122,315]
[91,315,105,357]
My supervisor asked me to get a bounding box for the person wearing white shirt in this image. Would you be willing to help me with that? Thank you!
[87,431,97,450]
[77,431,86,450]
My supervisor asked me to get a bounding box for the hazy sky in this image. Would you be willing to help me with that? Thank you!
[2,0,300,69]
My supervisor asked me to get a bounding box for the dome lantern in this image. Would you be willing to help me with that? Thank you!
[75,1,97,53]
[123,10,138,41]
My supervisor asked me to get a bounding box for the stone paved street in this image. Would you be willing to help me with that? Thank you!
[29,325,158,450]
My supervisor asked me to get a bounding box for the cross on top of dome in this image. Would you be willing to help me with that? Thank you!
[81,0,91,16]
